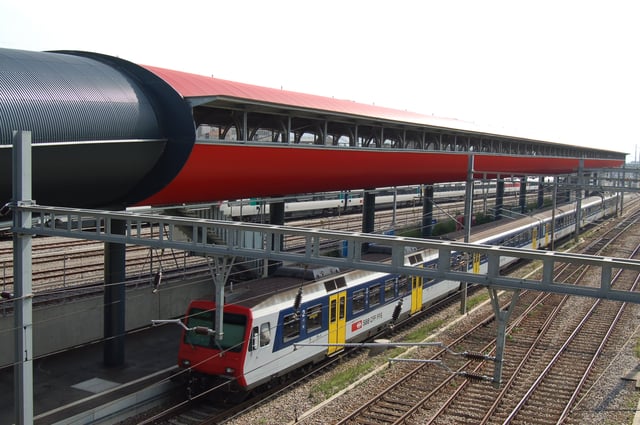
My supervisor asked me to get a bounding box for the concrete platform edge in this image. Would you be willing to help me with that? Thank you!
[53,380,176,425]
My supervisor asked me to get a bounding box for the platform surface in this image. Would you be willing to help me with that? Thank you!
[0,324,182,425]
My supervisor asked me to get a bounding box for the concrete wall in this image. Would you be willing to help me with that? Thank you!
[0,277,213,368]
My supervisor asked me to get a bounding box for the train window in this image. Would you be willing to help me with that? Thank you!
[384,279,396,302]
[340,296,346,320]
[325,277,348,292]
[369,284,381,308]
[221,314,247,352]
[306,304,322,332]
[283,313,300,343]
[330,299,336,323]
[260,323,271,347]
[184,308,247,352]
[249,327,259,351]
[184,308,213,348]
[352,289,365,313]
[408,254,423,265]
[398,279,408,296]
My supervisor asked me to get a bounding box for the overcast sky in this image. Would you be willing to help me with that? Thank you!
[1,0,638,160]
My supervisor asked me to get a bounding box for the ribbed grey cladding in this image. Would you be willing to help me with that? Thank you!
[0,48,161,145]
[0,48,195,209]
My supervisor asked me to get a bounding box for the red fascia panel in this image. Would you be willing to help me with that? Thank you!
[138,144,624,207]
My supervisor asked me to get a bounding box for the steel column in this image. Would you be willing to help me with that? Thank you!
[537,180,545,208]
[422,185,434,238]
[268,201,285,274]
[519,176,527,213]
[551,178,558,250]
[619,165,626,215]
[13,130,34,425]
[207,256,234,341]
[574,160,584,241]
[103,219,126,366]
[489,287,520,387]
[495,179,504,220]
[460,155,474,314]
[362,190,376,252]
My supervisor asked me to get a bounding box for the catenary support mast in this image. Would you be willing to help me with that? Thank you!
[13,130,34,425]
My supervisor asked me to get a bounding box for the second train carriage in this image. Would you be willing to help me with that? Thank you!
[219,181,522,221]
[176,194,618,391]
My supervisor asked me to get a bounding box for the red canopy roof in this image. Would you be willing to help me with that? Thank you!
[143,65,483,133]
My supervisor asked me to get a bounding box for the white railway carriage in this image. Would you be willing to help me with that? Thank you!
[218,181,522,220]
[177,194,618,391]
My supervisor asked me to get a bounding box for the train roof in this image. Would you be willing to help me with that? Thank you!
[220,256,391,312]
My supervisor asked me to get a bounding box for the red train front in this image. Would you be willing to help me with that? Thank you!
[177,300,253,390]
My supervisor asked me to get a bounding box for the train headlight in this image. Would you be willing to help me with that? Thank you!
[181,359,191,367]
[225,367,235,375]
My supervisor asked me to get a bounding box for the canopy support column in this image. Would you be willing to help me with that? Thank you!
[519,176,527,213]
[495,179,504,220]
[422,185,434,238]
[575,160,584,241]
[362,190,375,253]
[268,201,284,275]
[537,179,545,208]
[460,154,474,314]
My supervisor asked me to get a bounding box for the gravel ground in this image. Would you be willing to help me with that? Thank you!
[564,220,640,425]
[224,215,640,425]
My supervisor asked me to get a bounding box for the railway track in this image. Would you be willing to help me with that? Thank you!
[0,227,212,295]
[283,194,532,249]
[332,205,640,425]
[124,202,640,425]
[3,196,636,423]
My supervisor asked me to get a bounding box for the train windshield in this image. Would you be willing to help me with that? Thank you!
[184,308,247,352]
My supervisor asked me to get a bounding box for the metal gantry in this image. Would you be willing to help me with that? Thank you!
[13,203,640,304]
[11,201,640,393]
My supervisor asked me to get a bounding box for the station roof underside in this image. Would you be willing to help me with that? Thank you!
[144,65,625,160]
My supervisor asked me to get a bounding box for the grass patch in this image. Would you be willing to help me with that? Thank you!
[310,318,446,400]
[466,292,490,310]
[635,339,640,359]
[405,319,444,342]
[310,359,380,399]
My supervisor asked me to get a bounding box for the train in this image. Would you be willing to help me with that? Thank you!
[219,181,522,221]
[175,193,618,393]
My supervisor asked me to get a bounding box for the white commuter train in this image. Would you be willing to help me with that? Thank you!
[176,193,617,392]
[219,181,522,220]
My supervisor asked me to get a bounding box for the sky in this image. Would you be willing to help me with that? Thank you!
[1,0,638,160]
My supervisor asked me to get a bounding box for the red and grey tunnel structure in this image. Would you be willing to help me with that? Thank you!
[0,48,195,210]
[0,47,627,211]
[1,47,628,367]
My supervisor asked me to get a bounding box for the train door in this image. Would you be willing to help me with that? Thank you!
[328,291,347,356]
[472,253,481,274]
[410,276,423,314]
[545,223,550,246]
[531,226,538,249]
